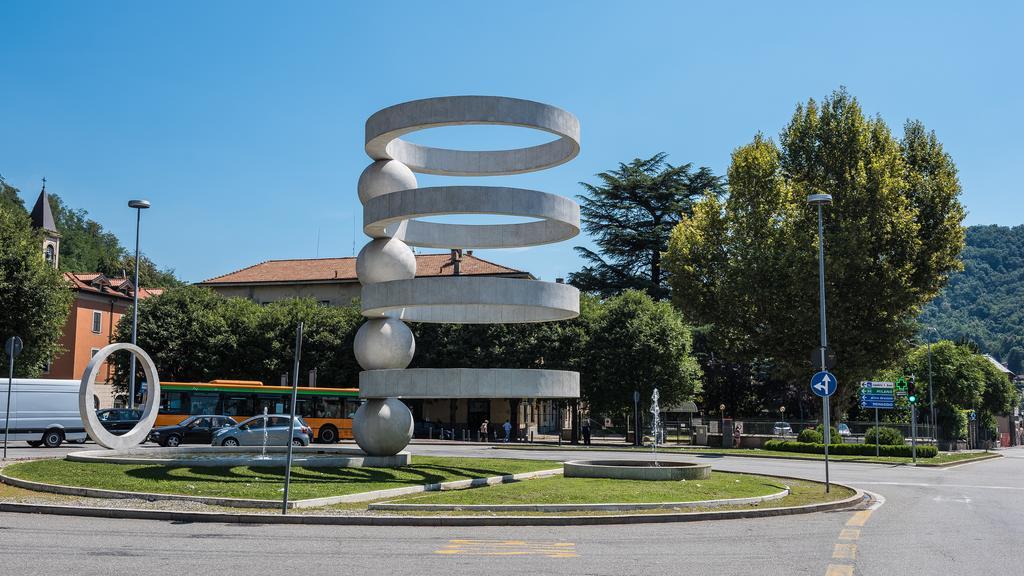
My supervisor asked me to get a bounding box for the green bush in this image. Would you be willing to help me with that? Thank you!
[798,428,823,443]
[815,424,840,439]
[865,426,905,446]
[763,440,937,458]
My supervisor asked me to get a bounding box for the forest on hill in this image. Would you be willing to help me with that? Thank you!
[920,224,1024,373]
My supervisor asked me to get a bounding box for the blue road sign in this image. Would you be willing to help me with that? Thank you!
[859,394,895,401]
[861,401,894,409]
[810,371,838,397]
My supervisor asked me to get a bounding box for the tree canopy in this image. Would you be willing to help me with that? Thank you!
[919,224,1024,372]
[569,153,723,300]
[664,88,966,414]
[0,203,73,377]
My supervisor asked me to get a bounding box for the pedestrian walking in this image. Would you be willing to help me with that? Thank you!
[581,419,591,445]
[502,419,512,443]
[479,419,489,442]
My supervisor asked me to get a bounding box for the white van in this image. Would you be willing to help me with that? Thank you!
[0,379,88,448]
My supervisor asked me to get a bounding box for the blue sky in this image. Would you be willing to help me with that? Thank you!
[2,1,1020,284]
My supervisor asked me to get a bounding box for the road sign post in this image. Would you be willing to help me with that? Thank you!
[875,407,879,457]
[4,336,24,460]
[811,370,837,493]
[860,381,894,457]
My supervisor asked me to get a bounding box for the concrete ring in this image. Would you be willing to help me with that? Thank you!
[360,277,579,323]
[79,343,161,450]
[364,96,580,176]
[363,186,580,248]
[359,368,579,399]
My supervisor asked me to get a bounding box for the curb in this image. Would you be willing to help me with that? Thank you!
[0,464,563,509]
[368,487,790,512]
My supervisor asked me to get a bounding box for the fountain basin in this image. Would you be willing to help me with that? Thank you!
[564,460,711,481]
[66,446,410,468]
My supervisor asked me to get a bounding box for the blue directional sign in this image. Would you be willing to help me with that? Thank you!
[810,371,838,397]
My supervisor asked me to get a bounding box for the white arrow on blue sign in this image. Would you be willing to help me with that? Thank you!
[810,371,838,398]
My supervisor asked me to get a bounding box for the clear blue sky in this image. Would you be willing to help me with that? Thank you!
[2,1,1020,284]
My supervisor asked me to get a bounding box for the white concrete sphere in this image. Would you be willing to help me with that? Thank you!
[352,398,414,456]
[357,160,417,205]
[356,237,416,285]
[354,318,415,370]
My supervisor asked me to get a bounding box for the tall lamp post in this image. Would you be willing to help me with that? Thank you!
[926,326,939,439]
[808,192,832,492]
[127,199,151,408]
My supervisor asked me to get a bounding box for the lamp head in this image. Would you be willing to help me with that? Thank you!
[128,200,151,209]
[806,193,833,206]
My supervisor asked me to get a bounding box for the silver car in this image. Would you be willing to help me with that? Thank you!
[211,414,312,447]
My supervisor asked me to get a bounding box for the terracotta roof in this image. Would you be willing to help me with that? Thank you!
[200,253,530,285]
[64,272,160,301]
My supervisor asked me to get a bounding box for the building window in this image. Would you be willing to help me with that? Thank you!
[90,348,100,358]
[91,311,103,333]
[44,244,55,266]
[43,358,51,373]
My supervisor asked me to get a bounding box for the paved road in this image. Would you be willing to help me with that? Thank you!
[1,444,1021,575]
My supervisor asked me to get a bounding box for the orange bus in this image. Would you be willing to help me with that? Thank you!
[156,380,360,443]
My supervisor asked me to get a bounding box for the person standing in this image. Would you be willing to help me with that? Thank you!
[479,419,489,442]
[502,419,512,443]
[581,419,591,445]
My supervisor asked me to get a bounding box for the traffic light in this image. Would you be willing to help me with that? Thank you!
[908,375,917,404]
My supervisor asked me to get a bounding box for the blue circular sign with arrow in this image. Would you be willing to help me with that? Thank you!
[810,371,838,398]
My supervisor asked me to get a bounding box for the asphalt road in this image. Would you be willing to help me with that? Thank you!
[1,444,1022,576]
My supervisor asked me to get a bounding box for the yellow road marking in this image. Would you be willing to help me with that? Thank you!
[838,528,860,540]
[435,539,578,558]
[825,565,853,576]
[845,509,872,527]
[833,543,857,560]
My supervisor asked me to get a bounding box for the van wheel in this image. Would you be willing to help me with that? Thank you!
[318,426,338,444]
[42,430,64,448]
[27,441,42,448]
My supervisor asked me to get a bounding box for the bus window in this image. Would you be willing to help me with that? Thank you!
[344,399,361,418]
[223,395,253,417]
[321,397,341,419]
[295,398,315,418]
[191,393,218,415]
[257,395,288,415]
[160,392,189,415]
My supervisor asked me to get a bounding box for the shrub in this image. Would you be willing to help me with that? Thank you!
[763,440,937,458]
[865,426,905,446]
[815,424,840,439]
[798,428,823,444]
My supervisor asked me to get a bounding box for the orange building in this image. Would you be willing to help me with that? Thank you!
[30,186,160,405]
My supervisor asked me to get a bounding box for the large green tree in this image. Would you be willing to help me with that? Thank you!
[0,204,73,376]
[664,89,966,414]
[570,153,723,299]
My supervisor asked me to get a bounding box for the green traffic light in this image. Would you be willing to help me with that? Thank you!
[909,395,917,403]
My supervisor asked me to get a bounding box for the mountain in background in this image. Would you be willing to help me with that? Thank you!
[920,224,1024,373]
[0,175,182,288]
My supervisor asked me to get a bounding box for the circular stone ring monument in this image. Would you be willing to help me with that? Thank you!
[364,95,581,176]
[79,342,161,450]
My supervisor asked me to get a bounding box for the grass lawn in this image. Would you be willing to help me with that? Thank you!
[376,475,855,516]
[391,471,784,505]
[1,456,558,501]
[499,445,998,466]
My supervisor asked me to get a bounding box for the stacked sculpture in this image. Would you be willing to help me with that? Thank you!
[351,96,582,456]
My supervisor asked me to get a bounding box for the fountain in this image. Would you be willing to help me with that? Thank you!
[255,408,270,460]
[650,388,661,466]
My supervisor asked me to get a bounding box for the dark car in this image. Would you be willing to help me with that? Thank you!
[96,408,142,436]
[149,415,237,447]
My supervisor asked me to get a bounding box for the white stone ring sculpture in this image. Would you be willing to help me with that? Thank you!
[364,96,581,176]
[79,342,161,450]
[361,277,580,323]
[363,186,580,249]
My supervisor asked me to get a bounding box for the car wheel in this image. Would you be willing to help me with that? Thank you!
[318,426,338,444]
[26,441,42,448]
[42,429,64,448]
[221,438,240,447]
[164,435,181,447]
[291,438,304,447]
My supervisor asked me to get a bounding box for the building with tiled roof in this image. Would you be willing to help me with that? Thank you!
[199,249,531,306]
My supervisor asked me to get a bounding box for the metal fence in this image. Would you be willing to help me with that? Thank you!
[707,419,938,442]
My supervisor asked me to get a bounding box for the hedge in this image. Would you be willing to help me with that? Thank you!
[865,426,905,446]
[798,429,823,443]
[763,440,938,458]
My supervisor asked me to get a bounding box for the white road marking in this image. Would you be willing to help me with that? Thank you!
[856,481,1024,491]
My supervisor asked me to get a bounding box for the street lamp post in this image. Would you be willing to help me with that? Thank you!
[926,327,938,440]
[127,199,150,409]
[808,192,832,493]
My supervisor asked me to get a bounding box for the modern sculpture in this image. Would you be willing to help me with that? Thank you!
[79,342,161,450]
[351,96,583,456]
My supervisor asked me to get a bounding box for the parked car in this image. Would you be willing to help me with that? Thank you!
[211,414,312,447]
[772,422,793,436]
[1,379,88,448]
[96,408,142,436]
[837,423,851,436]
[148,415,237,447]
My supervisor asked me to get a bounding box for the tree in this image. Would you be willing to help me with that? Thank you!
[0,204,73,376]
[581,290,702,417]
[570,153,723,299]
[0,175,26,214]
[664,88,966,413]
